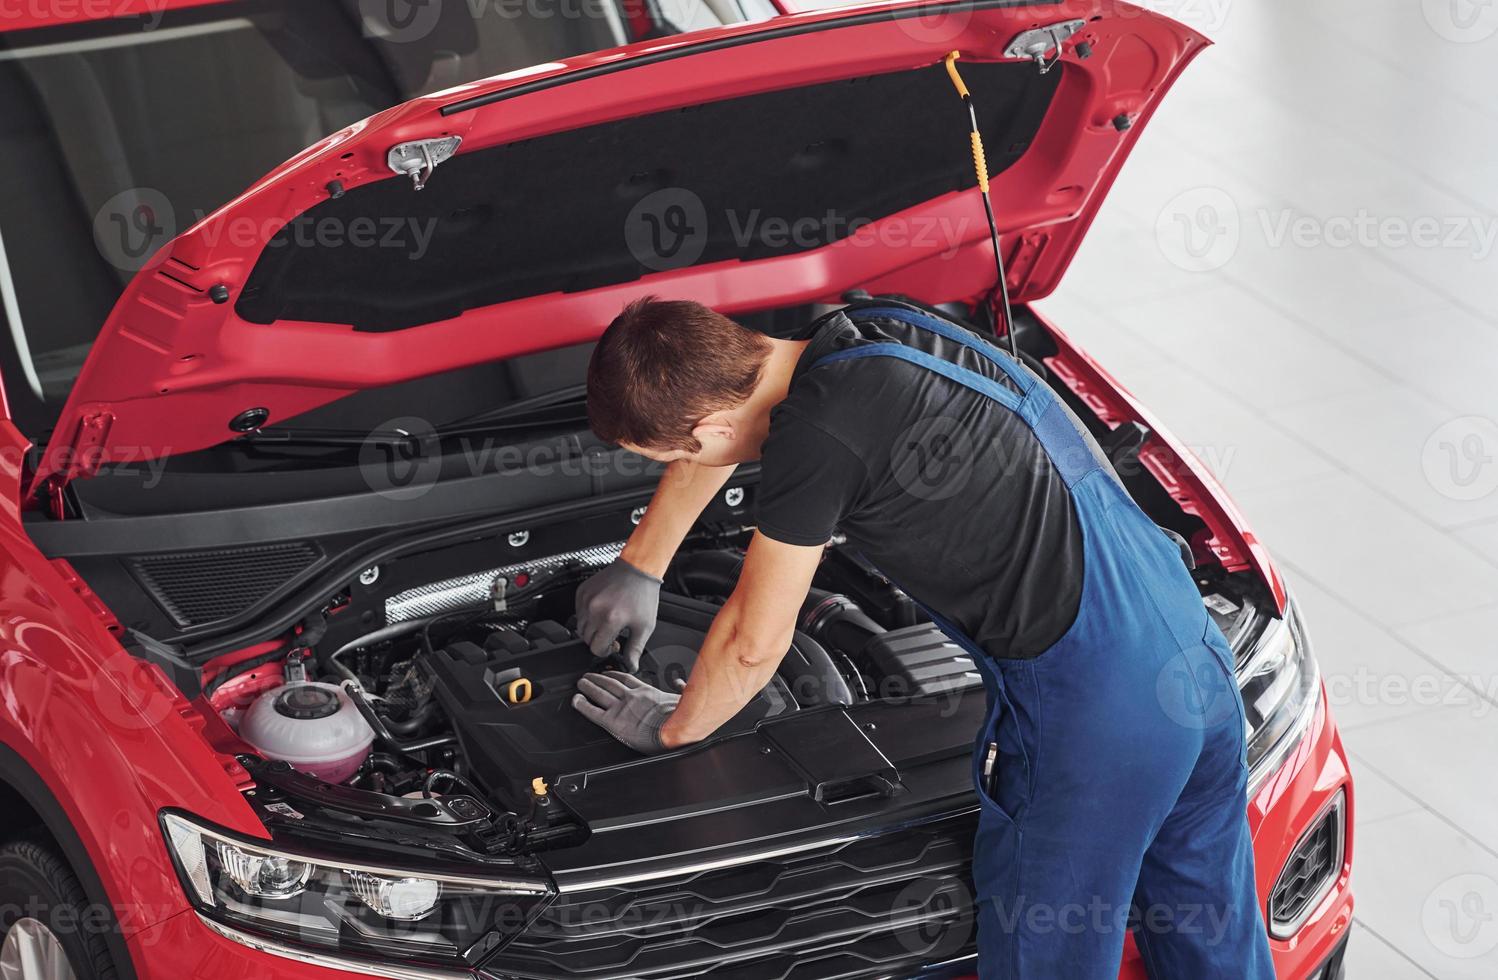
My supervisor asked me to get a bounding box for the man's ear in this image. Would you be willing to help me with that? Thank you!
[691,415,736,445]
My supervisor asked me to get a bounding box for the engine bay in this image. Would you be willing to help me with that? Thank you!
[181,297,1276,862]
[199,497,1273,863]
[205,525,1003,855]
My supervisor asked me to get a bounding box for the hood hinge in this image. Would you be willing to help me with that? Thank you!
[34,409,115,518]
[387,136,462,191]
[1005,232,1049,292]
[1004,20,1085,74]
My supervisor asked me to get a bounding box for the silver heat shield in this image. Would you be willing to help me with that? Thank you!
[384,542,626,624]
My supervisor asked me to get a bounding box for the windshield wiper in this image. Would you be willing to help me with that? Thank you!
[231,386,591,455]
[435,384,589,432]
[432,384,590,436]
[234,427,424,451]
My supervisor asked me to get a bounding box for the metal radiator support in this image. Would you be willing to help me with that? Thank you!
[384,542,625,623]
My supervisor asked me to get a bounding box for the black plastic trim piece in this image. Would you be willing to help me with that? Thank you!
[240,757,492,830]
[122,629,203,700]
[36,456,757,658]
[186,489,645,659]
[32,455,620,557]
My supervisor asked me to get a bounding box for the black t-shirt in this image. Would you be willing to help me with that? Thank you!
[756,307,1096,661]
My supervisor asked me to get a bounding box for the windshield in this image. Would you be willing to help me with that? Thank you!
[0,0,771,438]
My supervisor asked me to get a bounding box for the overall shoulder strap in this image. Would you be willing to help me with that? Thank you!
[819,304,1102,487]
[812,343,1025,413]
[845,304,1036,395]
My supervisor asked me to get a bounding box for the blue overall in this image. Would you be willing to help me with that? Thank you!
[811,307,1275,979]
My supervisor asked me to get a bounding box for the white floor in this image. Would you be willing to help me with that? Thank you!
[1036,1,1498,976]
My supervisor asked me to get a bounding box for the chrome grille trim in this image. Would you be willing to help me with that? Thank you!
[384,542,625,623]
[504,813,980,979]
[1268,790,1345,938]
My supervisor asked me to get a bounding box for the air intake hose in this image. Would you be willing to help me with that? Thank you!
[799,589,886,658]
[665,549,745,598]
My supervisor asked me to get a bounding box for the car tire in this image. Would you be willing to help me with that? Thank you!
[0,836,118,980]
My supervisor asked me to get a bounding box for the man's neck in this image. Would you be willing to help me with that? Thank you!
[756,337,812,410]
[732,338,810,453]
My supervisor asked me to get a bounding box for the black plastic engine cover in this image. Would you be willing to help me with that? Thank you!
[425,600,795,811]
[861,623,985,699]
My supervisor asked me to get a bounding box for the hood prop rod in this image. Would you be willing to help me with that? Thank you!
[942,52,1019,363]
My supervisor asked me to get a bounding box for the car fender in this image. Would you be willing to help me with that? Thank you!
[0,543,268,923]
[0,427,265,961]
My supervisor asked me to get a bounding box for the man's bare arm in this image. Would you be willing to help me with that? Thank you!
[659,532,824,748]
[620,460,738,577]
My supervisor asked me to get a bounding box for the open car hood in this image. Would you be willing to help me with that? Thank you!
[33,0,1206,495]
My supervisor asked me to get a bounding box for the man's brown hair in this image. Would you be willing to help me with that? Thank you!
[587,297,772,452]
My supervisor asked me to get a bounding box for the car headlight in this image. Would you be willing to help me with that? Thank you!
[161,811,551,970]
[1240,601,1321,792]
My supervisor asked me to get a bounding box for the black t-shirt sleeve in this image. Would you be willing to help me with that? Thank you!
[754,407,868,547]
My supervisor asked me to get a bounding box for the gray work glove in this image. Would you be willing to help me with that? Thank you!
[574,559,662,670]
[572,671,678,755]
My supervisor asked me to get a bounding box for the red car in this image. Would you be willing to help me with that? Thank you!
[0,1,1350,978]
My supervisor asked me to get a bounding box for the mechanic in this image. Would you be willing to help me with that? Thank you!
[571,296,1275,979]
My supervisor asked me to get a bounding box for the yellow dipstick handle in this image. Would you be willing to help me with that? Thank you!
[970,132,990,193]
[943,50,969,98]
[944,52,990,192]
[532,776,549,797]
[940,49,1020,360]
[507,677,533,704]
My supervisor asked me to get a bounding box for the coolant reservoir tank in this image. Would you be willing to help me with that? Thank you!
[240,682,374,784]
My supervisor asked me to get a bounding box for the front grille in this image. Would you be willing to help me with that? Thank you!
[492,815,979,979]
[1269,792,1345,938]
[130,542,321,627]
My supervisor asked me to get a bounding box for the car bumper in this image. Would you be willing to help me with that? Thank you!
[126,688,1353,980]
[1252,689,1355,979]
[126,910,465,980]
[1122,686,1355,980]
